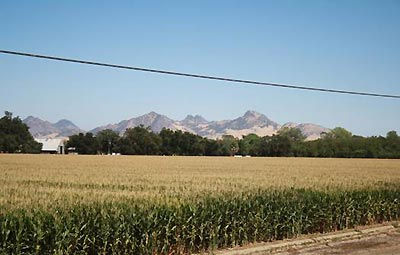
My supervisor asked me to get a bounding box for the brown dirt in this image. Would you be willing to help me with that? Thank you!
[215,222,400,255]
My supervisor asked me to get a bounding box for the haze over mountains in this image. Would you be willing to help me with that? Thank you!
[23,111,330,140]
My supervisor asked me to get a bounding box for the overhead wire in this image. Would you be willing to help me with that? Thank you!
[1,49,399,99]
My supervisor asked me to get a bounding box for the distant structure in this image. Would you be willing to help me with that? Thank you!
[35,138,65,154]
[67,147,77,155]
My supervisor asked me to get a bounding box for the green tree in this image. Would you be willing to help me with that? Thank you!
[385,131,400,157]
[220,135,239,156]
[179,132,206,156]
[204,138,221,156]
[159,128,176,155]
[96,129,120,154]
[277,127,306,156]
[159,128,206,156]
[119,125,161,155]
[0,111,42,153]
[66,133,99,154]
[277,127,305,142]
[239,134,261,156]
[330,127,353,139]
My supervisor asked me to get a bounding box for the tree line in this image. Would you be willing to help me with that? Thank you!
[0,111,399,158]
[66,125,400,158]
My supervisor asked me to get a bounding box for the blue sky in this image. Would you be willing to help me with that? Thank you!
[1,0,399,136]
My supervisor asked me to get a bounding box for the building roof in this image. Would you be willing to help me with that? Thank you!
[35,138,64,151]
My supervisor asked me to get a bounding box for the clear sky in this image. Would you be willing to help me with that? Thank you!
[1,0,399,136]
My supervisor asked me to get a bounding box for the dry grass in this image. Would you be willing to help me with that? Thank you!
[1,154,399,210]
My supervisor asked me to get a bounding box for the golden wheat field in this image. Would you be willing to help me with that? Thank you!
[1,154,400,210]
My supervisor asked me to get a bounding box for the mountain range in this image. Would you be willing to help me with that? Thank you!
[23,111,330,140]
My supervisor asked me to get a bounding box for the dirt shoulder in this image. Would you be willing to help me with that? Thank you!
[215,222,400,255]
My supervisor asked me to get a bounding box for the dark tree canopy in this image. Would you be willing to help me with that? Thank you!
[66,133,99,155]
[0,111,42,153]
[119,125,161,155]
[64,126,400,158]
[96,129,120,154]
[159,129,206,156]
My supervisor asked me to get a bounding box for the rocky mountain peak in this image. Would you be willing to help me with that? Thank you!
[23,116,53,126]
[243,110,262,118]
[54,119,77,127]
[24,116,39,121]
[233,110,279,129]
[147,111,159,117]
[23,116,83,138]
[139,111,160,121]
[23,116,50,126]
[282,122,298,128]
[95,112,176,134]
[182,114,208,125]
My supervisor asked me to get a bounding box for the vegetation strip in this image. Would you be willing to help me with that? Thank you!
[1,111,400,158]
[1,188,400,254]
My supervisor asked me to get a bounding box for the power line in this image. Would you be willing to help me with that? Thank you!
[1,49,399,99]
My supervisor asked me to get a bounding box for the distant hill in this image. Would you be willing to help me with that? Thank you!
[282,122,331,141]
[23,111,331,140]
[90,111,183,134]
[23,116,84,138]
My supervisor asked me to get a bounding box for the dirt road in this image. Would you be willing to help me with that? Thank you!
[276,231,400,255]
[216,222,400,255]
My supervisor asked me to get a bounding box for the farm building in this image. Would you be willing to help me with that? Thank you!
[35,138,65,154]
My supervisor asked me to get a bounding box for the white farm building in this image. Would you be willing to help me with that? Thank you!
[35,138,65,154]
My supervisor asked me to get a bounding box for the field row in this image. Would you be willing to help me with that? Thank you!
[1,188,400,254]
[1,155,400,210]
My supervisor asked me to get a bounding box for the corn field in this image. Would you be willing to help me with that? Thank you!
[0,155,400,254]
